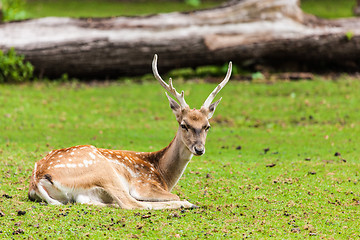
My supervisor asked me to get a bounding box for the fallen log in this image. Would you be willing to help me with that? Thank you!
[0,0,359,79]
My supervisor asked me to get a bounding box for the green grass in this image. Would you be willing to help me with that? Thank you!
[1,77,360,238]
[22,0,358,19]
[24,0,224,18]
[301,0,356,19]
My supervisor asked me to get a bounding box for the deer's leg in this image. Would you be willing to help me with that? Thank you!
[108,185,196,210]
[138,200,198,210]
[129,183,198,210]
[103,181,196,210]
[36,180,64,205]
[102,174,153,209]
[105,186,152,209]
[106,186,196,210]
[130,183,180,202]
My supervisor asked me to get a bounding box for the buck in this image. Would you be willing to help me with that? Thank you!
[28,54,232,210]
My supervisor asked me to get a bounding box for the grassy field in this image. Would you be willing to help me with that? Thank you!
[22,0,357,19]
[2,1,360,239]
[1,77,360,238]
[24,0,224,18]
[301,0,356,19]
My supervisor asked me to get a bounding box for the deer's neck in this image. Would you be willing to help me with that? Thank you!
[154,129,193,191]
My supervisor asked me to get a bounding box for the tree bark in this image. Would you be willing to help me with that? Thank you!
[0,0,360,79]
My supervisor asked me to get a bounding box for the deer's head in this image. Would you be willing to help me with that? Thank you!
[152,54,232,156]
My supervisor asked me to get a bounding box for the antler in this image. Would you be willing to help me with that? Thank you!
[202,61,232,108]
[152,54,189,108]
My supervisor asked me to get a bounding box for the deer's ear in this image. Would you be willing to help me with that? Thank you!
[201,98,222,119]
[166,92,182,121]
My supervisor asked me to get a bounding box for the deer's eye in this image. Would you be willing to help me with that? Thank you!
[181,124,188,131]
[205,125,211,131]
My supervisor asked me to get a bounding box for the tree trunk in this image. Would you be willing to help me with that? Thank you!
[0,0,360,79]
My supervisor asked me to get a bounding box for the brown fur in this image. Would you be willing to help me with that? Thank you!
[27,108,211,209]
[28,55,231,209]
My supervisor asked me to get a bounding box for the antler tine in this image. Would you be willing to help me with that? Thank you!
[152,54,188,108]
[202,61,232,108]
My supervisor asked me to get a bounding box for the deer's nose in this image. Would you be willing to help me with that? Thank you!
[194,146,205,156]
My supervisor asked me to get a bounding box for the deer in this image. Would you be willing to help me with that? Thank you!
[28,54,232,210]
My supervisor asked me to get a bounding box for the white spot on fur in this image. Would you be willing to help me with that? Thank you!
[89,152,96,160]
[121,164,138,178]
[70,152,74,155]
[107,159,138,178]
[78,163,84,167]
[83,160,93,167]
[107,159,121,166]
[54,164,65,168]
[66,163,77,168]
